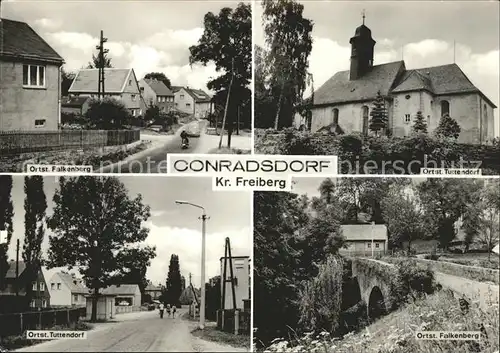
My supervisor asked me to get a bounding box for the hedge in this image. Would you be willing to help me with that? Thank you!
[254,129,500,175]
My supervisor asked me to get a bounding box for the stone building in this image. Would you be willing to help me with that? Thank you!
[298,20,496,144]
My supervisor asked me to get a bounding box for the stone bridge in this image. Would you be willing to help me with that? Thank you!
[349,258,397,320]
[347,257,500,320]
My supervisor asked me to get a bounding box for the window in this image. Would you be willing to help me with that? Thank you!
[23,64,45,88]
[427,115,431,127]
[375,243,380,248]
[129,80,132,86]
[367,243,371,248]
[404,114,411,123]
[57,283,61,290]
[132,109,136,117]
[180,94,184,100]
[73,295,78,302]
[131,94,136,101]
[30,300,36,308]
[362,106,369,135]
[42,300,47,308]
[186,103,191,107]
[440,100,450,117]
[51,283,55,290]
[332,108,339,125]
[32,282,37,291]
[35,119,46,128]
[40,282,45,291]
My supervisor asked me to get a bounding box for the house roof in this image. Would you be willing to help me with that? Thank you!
[314,61,497,108]
[102,284,140,296]
[0,18,64,64]
[314,61,405,105]
[56,272,89,294]
[5,260,27,278]
[143,79,173,96]
[61,96,90,108]
[145,284,162,291]
[172,86,211,103]
[69,68,134,93]
[341,224,388,241]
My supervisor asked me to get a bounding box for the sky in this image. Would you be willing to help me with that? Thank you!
[255,1,500,136]
[6,175,252,289]
[1,0,246,93]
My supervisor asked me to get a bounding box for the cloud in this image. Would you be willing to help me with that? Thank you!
[143,221,251,287]
[34,18,62,31]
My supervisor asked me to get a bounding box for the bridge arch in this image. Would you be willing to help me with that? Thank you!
[368,286,386,320]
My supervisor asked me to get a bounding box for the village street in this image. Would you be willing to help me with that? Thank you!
[14,309,246,352]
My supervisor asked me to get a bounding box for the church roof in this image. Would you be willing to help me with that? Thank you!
[314,61,496,108]
[313,61,405,105]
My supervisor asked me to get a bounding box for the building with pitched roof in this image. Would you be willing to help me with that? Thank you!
[61,96,91,116]
[139,78,174,113]
[0,260,51,308]
[0,17,64,131]
[339,224,388,256]
[101,284,141,309]
[48,271,89,307]
[68,68,143,117]
[172,86,212,118]
[298,21,496,144]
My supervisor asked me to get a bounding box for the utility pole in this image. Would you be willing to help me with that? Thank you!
[200,213,207,329]
[15,239,19,296]
[96,30,109,100]
[219,58,235,149]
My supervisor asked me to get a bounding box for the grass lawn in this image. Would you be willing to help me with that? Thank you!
[191,325,250,349]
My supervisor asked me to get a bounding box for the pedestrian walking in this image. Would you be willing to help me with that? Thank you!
[166,303,171,318]
[172,305,177,318]
[159,303,164,319]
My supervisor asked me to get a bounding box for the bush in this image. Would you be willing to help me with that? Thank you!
[298,256,344,334]
[393,259,436,304]
[85,98,131,129]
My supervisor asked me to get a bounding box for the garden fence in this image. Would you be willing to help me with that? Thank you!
[0,307,86,338]
[0,130,140,155]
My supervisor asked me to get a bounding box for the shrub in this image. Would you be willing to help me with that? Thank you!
[393,259,436,303]
[298,256,344,334]
[435,113,461,139]
[85,98,131,129]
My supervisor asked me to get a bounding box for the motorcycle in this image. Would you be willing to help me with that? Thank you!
[181,138,189,149]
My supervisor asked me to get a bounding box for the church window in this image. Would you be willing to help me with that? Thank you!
[440,100,450,117]
[405,94,411,100]
[483,104,488,137]
[332,108,339,125]
[362,106,369,135]
[427,115,431,126]
[404,114,411,123]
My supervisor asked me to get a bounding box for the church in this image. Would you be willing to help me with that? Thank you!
[298,19,497,144]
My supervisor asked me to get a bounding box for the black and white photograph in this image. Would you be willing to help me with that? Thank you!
[254,1,500,175]
[0,175,251,352]
[254,177,500,352]
[0,0,252,173]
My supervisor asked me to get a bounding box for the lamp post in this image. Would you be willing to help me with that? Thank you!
[175,200,207,330]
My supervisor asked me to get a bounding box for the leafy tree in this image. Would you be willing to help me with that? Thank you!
[165,254,182,306]
[144,105,160,124]
[412,111,428,134]
[144,72,171,88]
[189,3,251,147]
[475,181,500,260]
[205,275,221,320]
[435,113,461,139]
[87,52,112,69]
[0,176,14,290]
[85,97,131,129]
[417,179,483,249]
[46,177,152,322]
[61,68,75,97]
[381,186,425,253]
[262,0,313,129]
[369,91,388,136]
[318,178,335,205]
[113,246,156,298]
[22,176,47,301]
[254,45,275,129]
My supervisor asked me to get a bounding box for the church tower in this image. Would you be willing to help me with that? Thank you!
[349,12,376,80]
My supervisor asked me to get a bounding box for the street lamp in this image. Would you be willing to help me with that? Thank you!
[175,200,207,330]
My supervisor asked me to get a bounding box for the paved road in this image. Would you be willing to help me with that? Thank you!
[100,120,206,174]
[15,310,246,352]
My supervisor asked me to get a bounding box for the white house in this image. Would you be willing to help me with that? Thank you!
[48,272,88,307]
[172,86,212,118]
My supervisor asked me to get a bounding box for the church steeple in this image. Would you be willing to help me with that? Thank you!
[349,10,376,80]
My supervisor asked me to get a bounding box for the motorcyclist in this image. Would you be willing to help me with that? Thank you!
[180,130,189,146]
